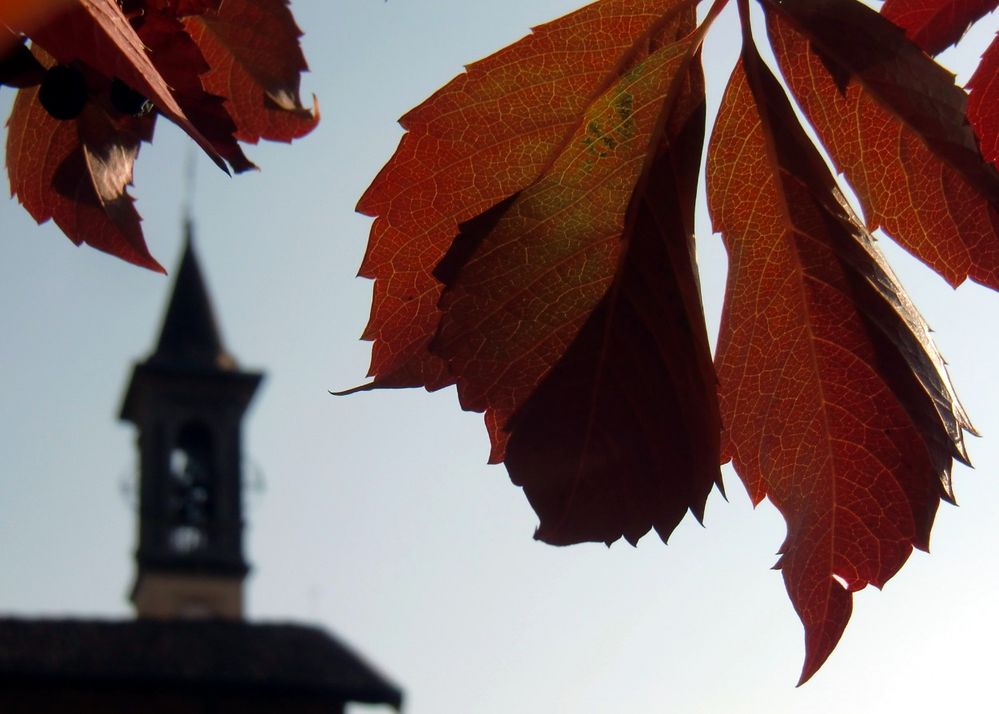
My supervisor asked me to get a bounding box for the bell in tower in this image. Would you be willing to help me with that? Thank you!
[119,224,262,619]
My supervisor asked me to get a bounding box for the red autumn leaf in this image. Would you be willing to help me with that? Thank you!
[357,0,700,390]
[353,0,994,683]
[764,0,999,290]
[131,7,256,173]
[968,31,999,169]
[707,28,969,684]
[433,25,720,546]
[26,0,225,170]
[7,49,160,270]
[145,0,221,14]
[5,0,317,268]
[355,0,727,546]
[183,0,319,144]
[881,0,997,54]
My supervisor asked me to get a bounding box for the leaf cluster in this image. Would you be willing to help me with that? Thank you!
[1,0,317,270]
[353,0,999,682]
[3,0,997,687]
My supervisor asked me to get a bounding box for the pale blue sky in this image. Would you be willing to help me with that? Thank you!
[1,2,997,712]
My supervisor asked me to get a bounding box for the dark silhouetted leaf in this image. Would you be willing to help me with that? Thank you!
[881,0,997,54]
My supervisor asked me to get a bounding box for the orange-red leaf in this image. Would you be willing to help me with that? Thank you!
[432,34,719,546]
[881,0,997,54]
[764,0,999,291]
[356,0,723,546]
[6,0,316,268]
[7,61,161,270]
[183,0,318,144]
[765,0,999,288]
[134,7,255,173]
[357,0,696,390]
[27,0,226,171]
[708,36,969,684]
[968,31,999,169]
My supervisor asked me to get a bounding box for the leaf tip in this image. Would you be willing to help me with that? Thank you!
[796,644,830,687]
[329,381,377,396]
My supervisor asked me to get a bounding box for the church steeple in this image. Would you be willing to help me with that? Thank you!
[150,221,234,371]
[120,227,262,619]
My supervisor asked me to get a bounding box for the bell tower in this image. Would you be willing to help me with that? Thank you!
[120,226,262,619]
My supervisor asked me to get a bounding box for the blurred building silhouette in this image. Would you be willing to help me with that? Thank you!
[0,228,402,713]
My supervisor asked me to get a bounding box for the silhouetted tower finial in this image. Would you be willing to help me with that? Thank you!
[120,228,262,619]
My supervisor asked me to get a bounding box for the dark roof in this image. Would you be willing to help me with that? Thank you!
[0,618,402,709]
[150,222,235,371]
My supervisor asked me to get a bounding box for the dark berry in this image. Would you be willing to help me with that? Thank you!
[110,77,152,116]
[39,65,88,121]
[0,42,45,89]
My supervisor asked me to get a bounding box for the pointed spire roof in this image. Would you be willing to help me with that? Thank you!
[149,221,235,371]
